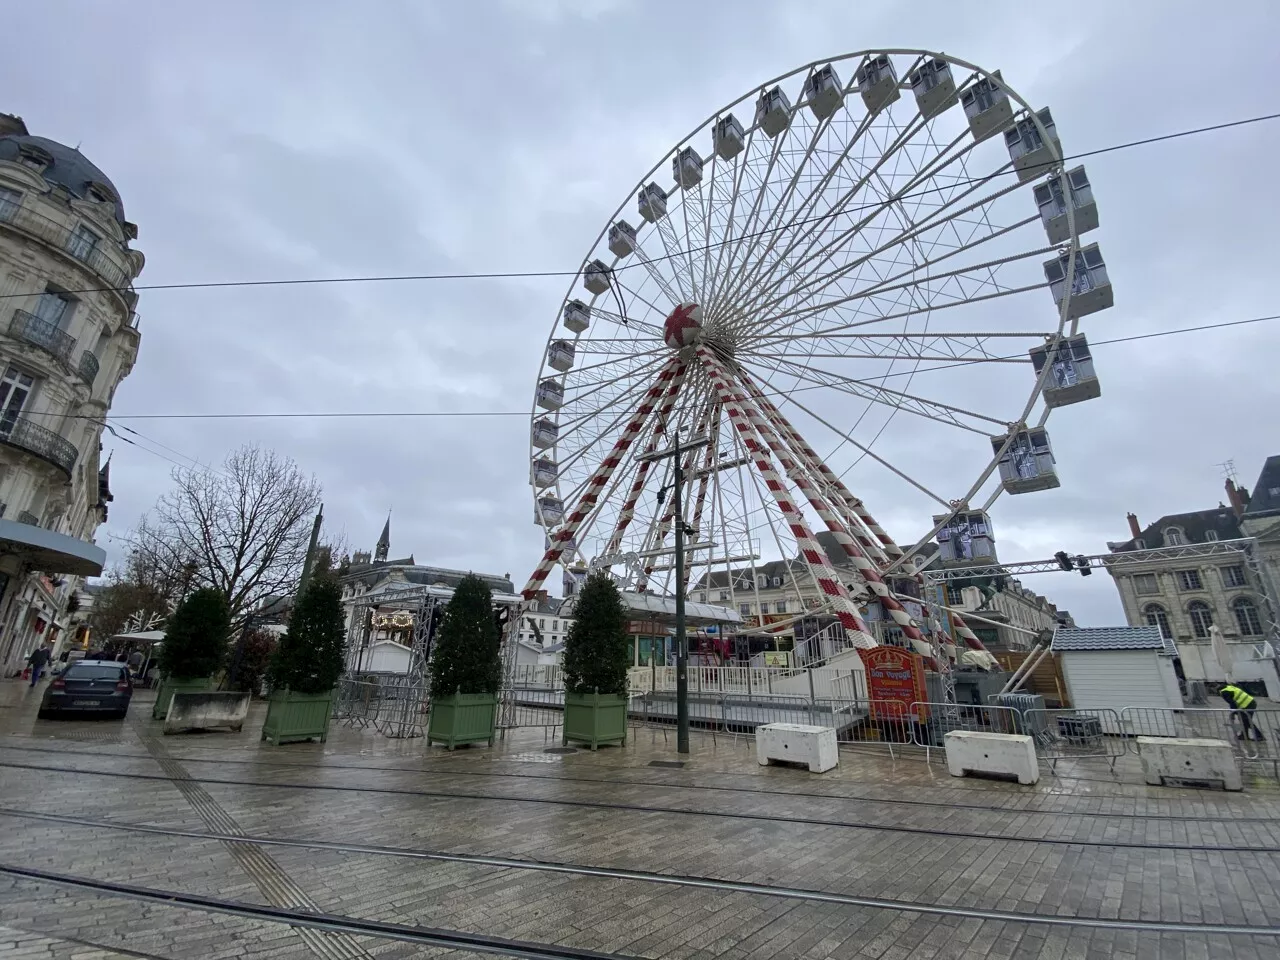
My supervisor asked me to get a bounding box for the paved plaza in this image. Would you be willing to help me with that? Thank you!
[1,679,1279,959]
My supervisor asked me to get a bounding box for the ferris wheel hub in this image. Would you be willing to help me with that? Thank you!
[662,302,704,351]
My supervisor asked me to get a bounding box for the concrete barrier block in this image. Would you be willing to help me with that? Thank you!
[164,691,251,735]
[756,722,838,773]
[945,730,1039,785]
[1137,736,1242,791]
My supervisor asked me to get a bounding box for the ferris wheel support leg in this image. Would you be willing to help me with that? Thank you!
[683,405,722,593]
[733,367,993,666]
[735,369,891,564]
[694,346,879,650]
[522,356,687,600]
[704,351,936,665]
[604,362,692,557]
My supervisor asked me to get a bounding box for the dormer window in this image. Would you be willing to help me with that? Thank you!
[85,180,117,206]
[1164,528,1184,546]
[16,145,52,172]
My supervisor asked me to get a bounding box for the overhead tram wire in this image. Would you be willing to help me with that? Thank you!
[23,311,1279,422]
[0,110,1275,305]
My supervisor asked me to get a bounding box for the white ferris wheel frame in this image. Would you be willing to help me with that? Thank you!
[525,48,1089,656]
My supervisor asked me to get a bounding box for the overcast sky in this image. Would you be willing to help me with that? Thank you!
[3,0,1277,624]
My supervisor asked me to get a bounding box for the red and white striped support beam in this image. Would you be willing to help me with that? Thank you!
[522,357,687,599]
[734,367,993,666]
[735,369,891,565]
[695,346,879,649]
[604,363,691,556]
[702,350,935,662]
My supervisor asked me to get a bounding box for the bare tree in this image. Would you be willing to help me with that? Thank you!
[127,445,322,623]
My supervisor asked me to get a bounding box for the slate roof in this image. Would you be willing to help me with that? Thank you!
[1109,508,1241,552]
[1244,456,1280,520]
[1051,625,1172,654]
[0,133,128,223]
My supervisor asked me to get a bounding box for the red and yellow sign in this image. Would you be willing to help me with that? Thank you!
[859,646,927,722]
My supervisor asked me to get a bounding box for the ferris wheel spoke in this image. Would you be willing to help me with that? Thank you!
[700,146,753,316]
[731,125,1002,331]
[704,105,844,329]
[700,117,794,319]
[716,106,936,332]
[628,235,685,308]
[747,354,1006,433]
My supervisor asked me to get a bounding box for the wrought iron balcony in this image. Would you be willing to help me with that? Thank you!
[0,200,133,293]
[0,417,78,478]
[17,510,39,526]
[9,310,76,364]
[77,350,100,385]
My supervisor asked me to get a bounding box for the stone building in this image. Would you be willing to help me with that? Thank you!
[0,113,144,672]
[1107,456,1280,692]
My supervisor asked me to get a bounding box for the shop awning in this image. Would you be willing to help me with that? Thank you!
[0,519,105,577]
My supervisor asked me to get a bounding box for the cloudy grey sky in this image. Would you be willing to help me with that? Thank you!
[3,0,1277,624]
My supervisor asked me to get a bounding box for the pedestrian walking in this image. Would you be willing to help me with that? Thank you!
[26,644,52,687]
[1220,683,1266,741]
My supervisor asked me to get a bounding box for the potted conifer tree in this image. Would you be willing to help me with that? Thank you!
[261,572,345,745]
[562,572,629,750]
[152,587,229,720]
[427,573,502,749]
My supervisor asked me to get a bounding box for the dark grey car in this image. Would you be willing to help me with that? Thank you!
[38,660,133,719]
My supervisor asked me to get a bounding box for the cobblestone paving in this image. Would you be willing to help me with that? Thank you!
[1,678,1279,959]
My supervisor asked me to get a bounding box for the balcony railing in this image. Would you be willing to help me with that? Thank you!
[0,200,134,293]
[17,510,39,526]
[9,310,76,364]
[77,350,100,385]
[0,417,78,478]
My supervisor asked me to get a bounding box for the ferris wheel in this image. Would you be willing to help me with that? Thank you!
[524,50,1111,665]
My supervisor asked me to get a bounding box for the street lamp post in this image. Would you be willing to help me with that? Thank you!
[638,430,708,755]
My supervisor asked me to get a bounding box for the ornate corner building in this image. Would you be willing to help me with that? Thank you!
[0,113,143,672]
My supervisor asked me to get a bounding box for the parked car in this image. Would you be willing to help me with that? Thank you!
[38,660,133,720]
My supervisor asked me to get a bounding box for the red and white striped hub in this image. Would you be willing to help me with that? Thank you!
[663,302,703,350]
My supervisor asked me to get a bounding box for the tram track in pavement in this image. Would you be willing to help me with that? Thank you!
[2,756,1278,853]
[2,808,1278,937]
[2,738,1275,824]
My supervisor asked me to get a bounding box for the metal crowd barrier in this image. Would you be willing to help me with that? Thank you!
[1022,707,1126,771]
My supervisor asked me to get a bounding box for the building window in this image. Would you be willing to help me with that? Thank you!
[0,186,20,221]
[1233,597,1262,637]
[34,288,74,327]
[66,224,101,261]
[946,583,965,606]
[1188,600,1214,639]
[0,365,34,433]
[538,618,545,629]
[1205,530,1219,542]
[1134,538,1145,549]
[1143,604,1172,640]
[718,590,728,601]
[1133,573,1159,595]
[552,620,558,631]
[1221,566,1247,589]
[1164,528,1183,546]
[697,592,705,602]
[771,577,781,588]
[775,601,787,614]
[1176,569,1202,591]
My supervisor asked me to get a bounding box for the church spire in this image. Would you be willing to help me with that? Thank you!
[375,512,391,562]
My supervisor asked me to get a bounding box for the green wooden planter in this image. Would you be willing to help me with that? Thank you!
[152,677,213,720]
[261,689,333,745]
[563,691,628,750]
[427,692,498,749]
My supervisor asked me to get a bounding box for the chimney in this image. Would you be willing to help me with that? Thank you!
[0,113,29,137]
[1126,513,1141,539]
[1226,479,1247,518]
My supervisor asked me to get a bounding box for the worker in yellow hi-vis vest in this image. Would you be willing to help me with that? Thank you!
[1219,683,1266,741]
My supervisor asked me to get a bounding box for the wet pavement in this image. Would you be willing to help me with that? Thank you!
[1,677,1279,959]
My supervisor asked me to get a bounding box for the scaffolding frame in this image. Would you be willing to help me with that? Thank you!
[342,585,440,739]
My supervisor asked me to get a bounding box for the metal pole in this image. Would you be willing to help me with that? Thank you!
[674,430,690,754]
